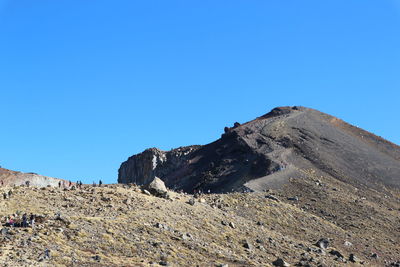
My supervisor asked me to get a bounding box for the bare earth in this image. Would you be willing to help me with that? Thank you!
[0,178,398,266]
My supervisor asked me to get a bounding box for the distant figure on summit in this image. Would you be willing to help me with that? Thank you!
[99,180,103,187]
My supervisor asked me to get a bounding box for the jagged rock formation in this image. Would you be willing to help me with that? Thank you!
[118,146,200,187]
[0,167,65,187]
[118,106,400,193]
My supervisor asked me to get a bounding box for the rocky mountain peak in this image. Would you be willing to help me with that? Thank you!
[118,106,400,194]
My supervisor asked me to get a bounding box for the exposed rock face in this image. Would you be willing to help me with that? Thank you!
[118,146,200,187]
[118,106,400,193]
[0,167,66,187]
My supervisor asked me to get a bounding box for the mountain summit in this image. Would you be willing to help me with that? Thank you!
[118,106,400,193]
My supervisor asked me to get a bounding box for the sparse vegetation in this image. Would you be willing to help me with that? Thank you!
[0,179,398,266]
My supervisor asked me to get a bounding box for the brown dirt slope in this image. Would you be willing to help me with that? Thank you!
[0,180,398,266]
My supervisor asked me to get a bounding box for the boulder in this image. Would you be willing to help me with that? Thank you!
[144,177,169,198]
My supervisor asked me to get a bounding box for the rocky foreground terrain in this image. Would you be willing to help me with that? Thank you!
[0,175,398,266]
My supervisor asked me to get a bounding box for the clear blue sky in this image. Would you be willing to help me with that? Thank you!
[0,1,399,183]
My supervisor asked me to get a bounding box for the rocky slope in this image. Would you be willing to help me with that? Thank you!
[0,167,65,187]
[118,106,400,193]
[0,180,398,266]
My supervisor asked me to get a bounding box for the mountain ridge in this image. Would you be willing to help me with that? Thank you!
[118,106,400,193]
[0,167,66,187]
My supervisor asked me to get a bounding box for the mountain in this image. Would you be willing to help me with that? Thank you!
[118,106,400,193]
[0,106,399,266]
[0,167,66,187]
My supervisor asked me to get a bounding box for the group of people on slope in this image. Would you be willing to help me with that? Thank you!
[4,213,36,228]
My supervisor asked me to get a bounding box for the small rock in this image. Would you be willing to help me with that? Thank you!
[243,240,253,250]
[181,233,192,240]
[287,196,299,201]
[349,254,358,263]
[229,222,236,229]
[330,250,344,259]
[1,228,9,235]
[272,258,290,266]
[188,198,195,206]
[92,255,101,261]
[257,245,265,251]
[123,198,132,205]
[256,238,263,244]
[316,238,329,249]
[265,195,280,202]
[344,240,352,247]
[155,223,170,231]
[142,189,151,196]
[199,198,206,203]
[371,253,379,259]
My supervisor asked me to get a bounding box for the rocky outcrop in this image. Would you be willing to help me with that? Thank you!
[118,106,400,193]
[118,146,200,187]
[0,167,66,187]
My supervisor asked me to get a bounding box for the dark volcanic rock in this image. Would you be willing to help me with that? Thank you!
[118,146,200,187]
[118,106,400,193]
[272,258,290,266]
